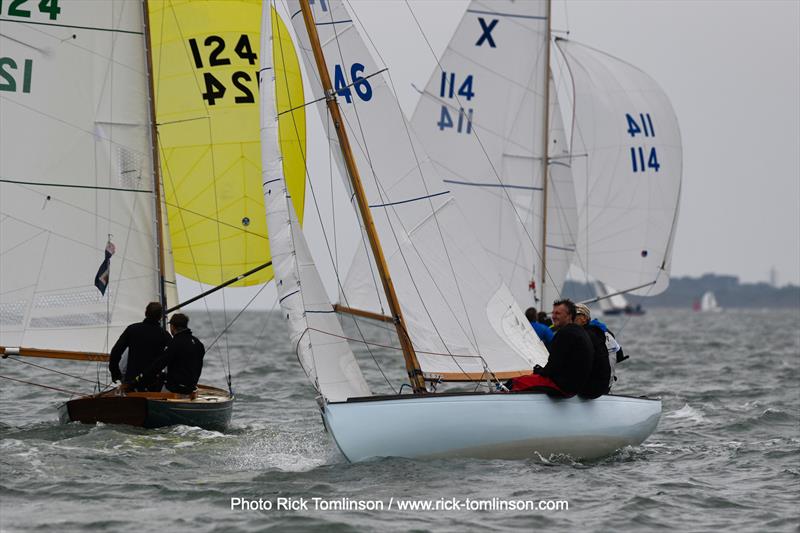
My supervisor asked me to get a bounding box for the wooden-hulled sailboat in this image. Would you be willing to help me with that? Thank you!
[261,0,662,461]
[0,0,304,430]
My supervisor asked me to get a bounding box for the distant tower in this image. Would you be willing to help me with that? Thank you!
[769,266,778,288]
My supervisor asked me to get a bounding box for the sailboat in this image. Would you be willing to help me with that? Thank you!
[592,280,645,316]
[696,291,722,313]
[0,0,303,430]
[260,0,662,461]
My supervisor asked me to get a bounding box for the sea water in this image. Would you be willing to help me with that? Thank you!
[1,309,798,532]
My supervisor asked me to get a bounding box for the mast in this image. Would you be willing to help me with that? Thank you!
[297,0,425,393]
[142,0,168,326]
[539,0,553,307]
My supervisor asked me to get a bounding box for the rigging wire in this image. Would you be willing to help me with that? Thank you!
[0,374,84,397]
[3,356,111,386]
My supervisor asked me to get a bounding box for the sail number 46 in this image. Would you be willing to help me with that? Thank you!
[626,112,660,173]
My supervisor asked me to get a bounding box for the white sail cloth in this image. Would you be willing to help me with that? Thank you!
[260,3,370,401]
[287,0,548,379]
[593,280,629,313]
[558,39,682,296]
[0,1,161,353]
[410,0,577,310]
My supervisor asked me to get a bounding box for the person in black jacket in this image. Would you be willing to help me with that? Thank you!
[136,313,205,395]
[532,299,593,395]
[109,302,171,392]
[574,303,611,399]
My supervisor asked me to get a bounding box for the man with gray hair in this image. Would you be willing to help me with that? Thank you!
[510,298,592,396]
[574,303,612,398]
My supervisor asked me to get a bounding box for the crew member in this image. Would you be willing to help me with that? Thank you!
[509,299,593,396]
[137,313,205,395]
[109,302,171,392]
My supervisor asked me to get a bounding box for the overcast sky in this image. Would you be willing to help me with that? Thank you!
[177,0,800,311]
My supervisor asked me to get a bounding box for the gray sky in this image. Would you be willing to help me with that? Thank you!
[178,0,800,311]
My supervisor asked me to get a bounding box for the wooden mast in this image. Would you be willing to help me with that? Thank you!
[297,0,426,393]
[538,0,554,309]
[142,0,168,326]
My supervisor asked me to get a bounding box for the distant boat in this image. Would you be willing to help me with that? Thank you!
[593,281,646,316]
[695,291,722,312]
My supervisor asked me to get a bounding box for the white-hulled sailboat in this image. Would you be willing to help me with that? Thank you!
[260,0,662,461]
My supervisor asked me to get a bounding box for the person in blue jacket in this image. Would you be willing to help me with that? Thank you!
[524,307,554,347]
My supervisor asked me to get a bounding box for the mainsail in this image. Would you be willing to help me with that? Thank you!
[283,0,548,381]
[149,0,306,286]
[260,3,370,402]
[558,38,682,296]
[1,1,161,353]
[410,0,577,310]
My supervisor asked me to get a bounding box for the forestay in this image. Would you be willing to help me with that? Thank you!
[0,1,161,353]
[410,0,577,310]
[260,3,370,402]
[558,39,682,296]
[287,0,548,380]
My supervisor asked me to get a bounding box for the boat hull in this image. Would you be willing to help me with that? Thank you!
[323,393,660,462]
[58,385,233,432]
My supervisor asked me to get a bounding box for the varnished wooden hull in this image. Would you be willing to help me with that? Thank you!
[58,384,233,432]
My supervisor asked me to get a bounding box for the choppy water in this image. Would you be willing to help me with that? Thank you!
[2,309,798,532]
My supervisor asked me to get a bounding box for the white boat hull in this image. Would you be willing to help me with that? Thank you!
[323,393,660,462]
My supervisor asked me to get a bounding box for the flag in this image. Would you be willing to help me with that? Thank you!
[94,241,116,295]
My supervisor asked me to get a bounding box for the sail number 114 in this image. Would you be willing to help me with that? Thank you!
[626,112,660,173]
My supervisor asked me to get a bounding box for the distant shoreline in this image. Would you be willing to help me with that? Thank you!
[563,274,800,309]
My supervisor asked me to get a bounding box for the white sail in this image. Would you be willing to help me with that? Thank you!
[288,0,548,379]
[544,77,579,308]
[558,39,682,296]
[0,1,161,353]
[700,291,721,312]
[410,1,546,308]
[260,3,370,401]
[592,280,628,313]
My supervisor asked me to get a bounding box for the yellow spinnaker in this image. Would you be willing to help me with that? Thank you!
[149,0,306,286]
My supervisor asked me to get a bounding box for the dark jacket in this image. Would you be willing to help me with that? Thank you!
[109,318,171,384]
[145,328,205,394]
[579,324,612,399]
[536,323,593,395]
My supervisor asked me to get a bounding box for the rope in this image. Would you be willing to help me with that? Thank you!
[0,374,85,396]
[3,357,109,386]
